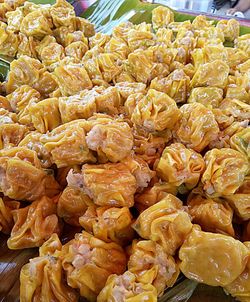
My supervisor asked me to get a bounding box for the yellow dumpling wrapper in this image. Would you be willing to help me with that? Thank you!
[187,189,234,236]
[61,231,127,301]
[190,60,229,89]
[179,225,250,286]
[175,102,219,152]
[128,240,179,296]
[202,148,249,197]
[67,162,137,207]
[133,194,192,255]
[7,196,61,249]
[41,120,96,168]
[131,89,181,132]
[58,186,93,226]
[97,271,157,302]
[188,87,223,108]
[152,6,174,30]
[156,143,205,190]
[0,147,60,201]
[79,206,134,246]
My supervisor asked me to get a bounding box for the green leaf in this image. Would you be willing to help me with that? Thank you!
[159,279,198,302]
[0,59,9,82]
[82,0,250,35]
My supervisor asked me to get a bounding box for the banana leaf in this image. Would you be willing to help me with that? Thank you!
[82,0,250,34]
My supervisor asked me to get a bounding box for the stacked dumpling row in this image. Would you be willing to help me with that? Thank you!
[0,2,249,302]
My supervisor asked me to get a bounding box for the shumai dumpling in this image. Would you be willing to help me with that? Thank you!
[127,27,155,52]
[0,21,18,57]
[175,103,219,152]
[6,85,40,115]
[58,90,98,123]
[7,196,61,249]
[28,98,62,133]
[41,120,96,168]
[191,45,228,69]
[173,28,196,53]
[79,206,134,246]
[179,225,249,286]
[131,89,181,132]
[226,48,248,75]
[6,56,43,93]
[208,120,248,150]
[187,190,234,236]
[150,70,190,104]
[97,271,157,302]
[155,27,173,45]
[188,87,223,108]
[92,86,122,115]
[0,147,60,201]
[224,245,250,302]
[0,123,28,149]
[96,53,122,83]
[124,93,145,117]
[20,10,53,38]
[226,86,249,103]
[133,194,192,255]
[18,131,53,168]
[237,58,250,75]
[57,186,93,226]
[89,32,110,48]
[20,234,78,302]
[236,34,250,56]
[65,41,88,61]
[104,36,130,60]
[222,177,250,221]
[230,128,250,160]
[86,121,133,163]
[67,163,137,207]
[192,15,213,30]
[156,143,205,191]
[39,42,65,71]
[83,57,107,87]
[0,198,19,234]
[132,127,171,167]
[0,108,17,125]
[135,182,178,213]
[61,231,127,301]
[202,148,249,197]
[53,60,93,96]
[190,60,229,89]
[50,0,76,28]
[122,155,155,190]
[115,82,146,101]
[6,6,24,32]
[16,33,38,59]
[219,98,250,122]
[195,28,224,48]
[125,49,154,83]
[75,17,95,37]
[152,6,174,30]
[112,21,133,42]
[0,96,11,111]
[6,56,58,96]
[6,85,40,127]
[217,19,239,41]
[128,240,179,296]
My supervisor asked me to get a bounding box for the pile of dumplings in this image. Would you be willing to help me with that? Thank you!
[0,1,249,301]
